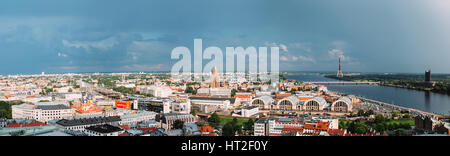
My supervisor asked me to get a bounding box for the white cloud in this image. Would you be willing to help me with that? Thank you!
[294,55,315,62]
[328,49,344,57]
[57,52,68,57]
[119,64,167,71]
[279,44,288,52]
[281,55,315,63]
[328,49,352,62]
[62,37,118,51]
[264,42,288,52]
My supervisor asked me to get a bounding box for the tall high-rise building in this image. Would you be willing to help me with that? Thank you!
[425,70,431,82]
[336,56,344,78]
[210,66,220,88]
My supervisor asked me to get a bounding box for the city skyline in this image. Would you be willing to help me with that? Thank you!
[1,0,450,75]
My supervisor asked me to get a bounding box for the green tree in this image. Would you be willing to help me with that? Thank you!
[0,101,24,119]
[73,82,80,88]
[140,93,154,97]
[374,115,387,124]
[113,86,135,94]
[231,118,238,126]
[243,119,254,132]
[235,124,243,135]
[0,109,8,118]
[68,88,73,93]
[190,109,197,116]
[173,120,185,129]
[185,86,196,94]
[349,112,355,117]
[390,129,408,136]
[348,120,368,134]
[207,112,221,128]
[45,88,53,94]
[230,118,243,135]
[357,110,365,116]
[222,122,235,136]
[231,89,238,97]
[365,110,374,116]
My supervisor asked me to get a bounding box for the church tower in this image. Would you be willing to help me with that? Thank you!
[210,66,220,88]
[337,56,344,78]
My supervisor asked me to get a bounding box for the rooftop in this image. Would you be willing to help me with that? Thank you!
[189,96,236,103]
[36,104,70,110]
[56,116,121,127]
[85,124,123,134]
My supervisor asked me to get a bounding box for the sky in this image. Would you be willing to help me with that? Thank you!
[1,0,450,75]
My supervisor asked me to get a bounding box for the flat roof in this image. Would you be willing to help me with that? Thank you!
[36,104,70,110]
[85,124,122,134]
[56,116,121,127]
[189,96,236,103]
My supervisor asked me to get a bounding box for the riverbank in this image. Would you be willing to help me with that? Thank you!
[329,89,446,117]
[324,75,450,95]
[287,74,450,116]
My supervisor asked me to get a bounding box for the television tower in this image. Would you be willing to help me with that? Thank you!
[337,56,344,77]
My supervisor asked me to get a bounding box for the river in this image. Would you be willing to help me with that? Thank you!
[286,73,450,115]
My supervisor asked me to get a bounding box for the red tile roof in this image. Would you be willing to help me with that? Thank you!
[202,133,218,136]
[138,127,156,133]
[199,125,215,133]
[282,126,304,133]
[8,121,46,128]
[234,95,251,98]
[119,124,130,130]
[328,129,347,136]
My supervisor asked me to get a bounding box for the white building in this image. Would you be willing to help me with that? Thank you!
[64,93,82,101]
[250,96,274,110]
[254,119,268,136]
[140,85,172,98]
[210,88,231,97]
[156,113,197,130]
[12,102,73,123]
[189,97,233,113]
[267,118,304,135]
[233,93,252,107]
[168,100,191,114]
[116,83,136,88]
[196,88,210,96]
[330,96,353,112]
[118,111,157,126]
[233,106,259,118]
[254,117,334,136]
[53,93,82,101]
[196,88,231,97]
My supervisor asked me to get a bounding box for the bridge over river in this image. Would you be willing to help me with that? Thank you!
[305,81,380,85]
